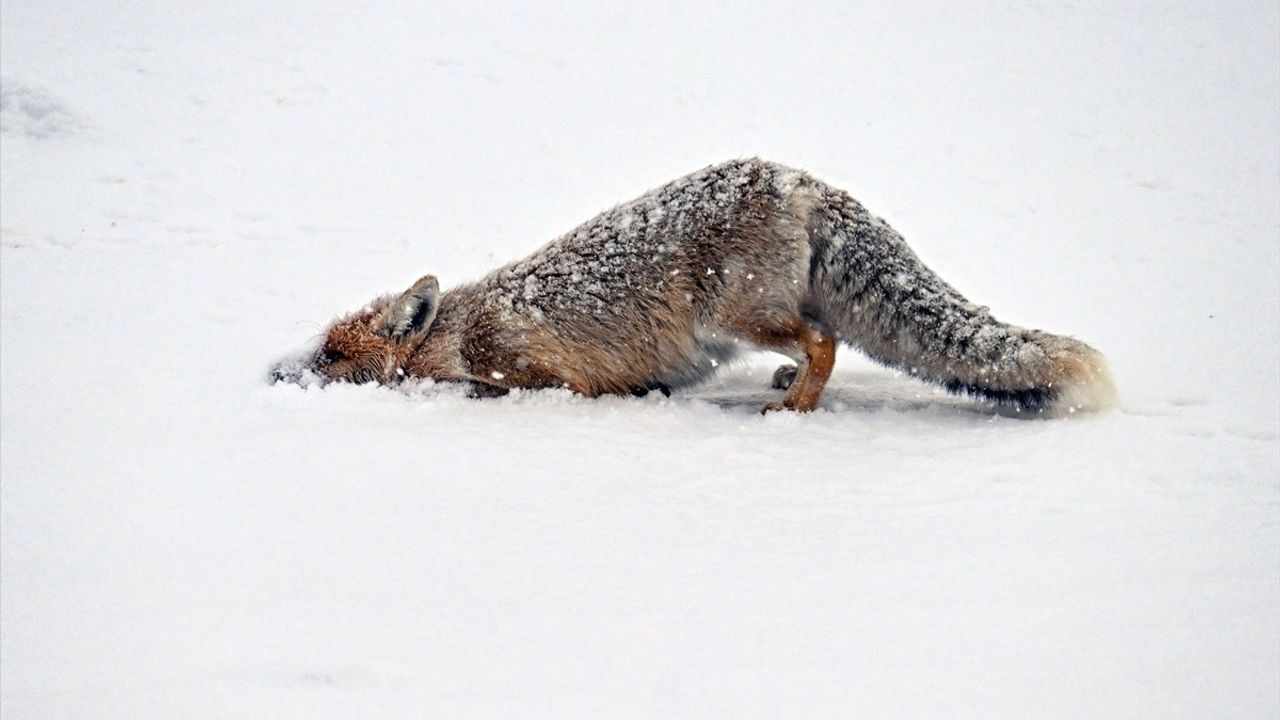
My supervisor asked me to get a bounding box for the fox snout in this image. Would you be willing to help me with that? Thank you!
[267,362,297,384]
[267,353,316,385]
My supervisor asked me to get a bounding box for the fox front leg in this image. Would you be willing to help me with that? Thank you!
[467,382,511,399]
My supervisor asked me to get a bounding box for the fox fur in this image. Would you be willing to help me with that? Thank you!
[271,158,1117,416]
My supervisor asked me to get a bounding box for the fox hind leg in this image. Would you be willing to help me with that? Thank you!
[721,314,835,413]
[771,325,835,412]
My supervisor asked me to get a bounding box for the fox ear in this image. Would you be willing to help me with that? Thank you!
[380,275,440,340]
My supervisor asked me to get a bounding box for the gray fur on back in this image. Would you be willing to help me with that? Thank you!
[449,159,817,391]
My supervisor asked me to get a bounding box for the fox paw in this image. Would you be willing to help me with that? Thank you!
[468,382,511,399]
[760,400,788,414]
[629,383,672,398]
[771,364,798,390]
[760,400,821,414]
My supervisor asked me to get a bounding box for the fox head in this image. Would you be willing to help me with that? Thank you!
[270,275,441,386]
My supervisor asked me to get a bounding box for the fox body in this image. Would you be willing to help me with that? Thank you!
[272,159,1116,416]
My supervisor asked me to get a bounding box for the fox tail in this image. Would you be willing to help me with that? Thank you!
[808,186,1117,416]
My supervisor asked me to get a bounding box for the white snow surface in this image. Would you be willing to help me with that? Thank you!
[2,2,1278,718]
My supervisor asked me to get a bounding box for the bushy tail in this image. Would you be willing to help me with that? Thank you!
[808,187,1117,416]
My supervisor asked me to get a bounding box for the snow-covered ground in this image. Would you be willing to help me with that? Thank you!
[2,2,1277,717]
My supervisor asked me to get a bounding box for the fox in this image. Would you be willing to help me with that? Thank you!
[270,158,1117,416]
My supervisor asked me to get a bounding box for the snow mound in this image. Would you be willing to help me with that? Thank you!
[0,79,82,139]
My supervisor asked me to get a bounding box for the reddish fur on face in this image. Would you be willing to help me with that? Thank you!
[312,303,400,385]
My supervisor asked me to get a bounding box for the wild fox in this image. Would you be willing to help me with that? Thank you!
[271,158,1116,416]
